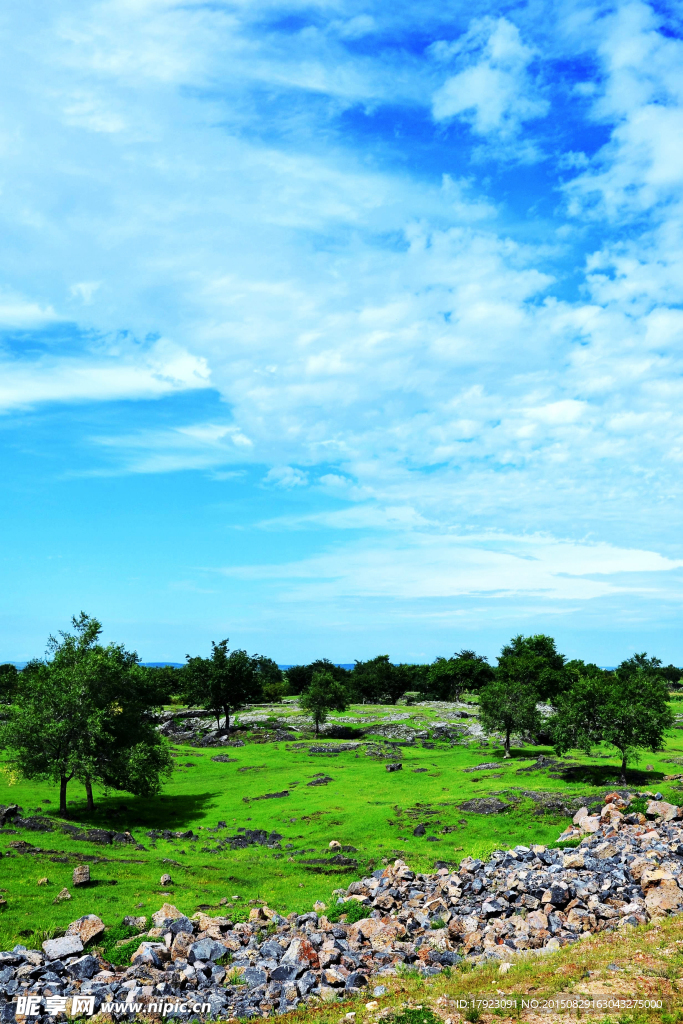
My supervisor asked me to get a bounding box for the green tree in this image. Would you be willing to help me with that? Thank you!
[350,655,404,704]
[299,671,349,735]
[551,668,673,784]
[497,634,568,704]
[254,656,288,701]
[0,663,18,704]
[285,660,349,696]
[479,675,542,758]
[185,639,260,735]
[1,613,172,815]
[426,650,494,701]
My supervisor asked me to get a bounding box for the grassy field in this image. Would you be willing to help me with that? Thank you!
[2,697,683,953]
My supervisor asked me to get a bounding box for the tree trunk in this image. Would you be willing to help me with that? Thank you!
[315,716,319,736]
[223,707,230,737]
[503,728,511,758]
[85,777,94,812]
[59,775,69,816]
[620,752,627,785]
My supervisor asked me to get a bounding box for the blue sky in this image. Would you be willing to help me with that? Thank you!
[2,0,683,665]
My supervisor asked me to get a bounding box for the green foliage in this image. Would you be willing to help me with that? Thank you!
[425,651,494,701]
[497,634,568,703]
[326,899,372,924]
[430,916,446,929]
[479,675,542,758]
[284,660,349,696]
[350,655,405,704]
[390,1009,443,1024]
[0,663,18,705]
[551,668,674,783]
[0,613,172,815]
[464,1007,482,1023]
[185,640,261,733]
[99,922,147,965]
[299,672,349,735]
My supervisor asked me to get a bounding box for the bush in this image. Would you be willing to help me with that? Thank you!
[325,899,372,924]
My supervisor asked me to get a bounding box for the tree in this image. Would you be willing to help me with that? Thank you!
[551,669,673,784]
[497,634,568,704]
[185,639,260,735]
[0,663,18,704]
[285,660,349,696]
[350,656,404,704]
[299,671,349,735]
[1,613,172,815]
[254,656,288,701]
[426,651,494,701]
[479,675,542,758]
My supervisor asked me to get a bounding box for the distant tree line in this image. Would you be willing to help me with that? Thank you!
[1,620,680,806]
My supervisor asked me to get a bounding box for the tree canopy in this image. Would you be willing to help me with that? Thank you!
[299,671,349,735]
[1,613,172,815]
[185,639,261,734]
[551,667,673,783]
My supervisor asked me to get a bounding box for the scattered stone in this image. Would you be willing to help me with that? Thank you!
[123,915,147,930]
[66,914,105,945]
[386,763,402,772]
[160,873,173,886]
[42,934,83,960]
[53,887,71,903]
[460,798,510,814]
[36,877,48,886]
[72,864,90,887]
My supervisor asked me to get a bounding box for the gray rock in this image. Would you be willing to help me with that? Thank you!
[42,935,84,960]
[68,955,99,980]
[72,864,90,887]
[244,967,268,988]
[188,938,228,963]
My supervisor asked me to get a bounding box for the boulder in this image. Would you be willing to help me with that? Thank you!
[67,955,99,980]
[562,852,585,869]
[646,800,681,821]
[72,865,90,887]
[132,942,168,967]
[43,935,84,960]
[572,807,588,825]
[188,937,228,963]
[66,914,104,946]
[160,873,172,886]
[152,903,184,927]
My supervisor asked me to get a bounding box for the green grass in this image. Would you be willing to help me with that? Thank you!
[1,700,682,951]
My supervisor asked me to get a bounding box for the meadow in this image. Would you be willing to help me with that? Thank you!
[2,696,683,953]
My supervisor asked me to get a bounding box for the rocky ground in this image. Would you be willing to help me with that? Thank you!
[3,791,683,1019]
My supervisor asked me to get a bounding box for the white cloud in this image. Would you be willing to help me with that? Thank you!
[217,532,683,603]
[431,18,549,137]
[0,338,210,412]
[263,466,309,488]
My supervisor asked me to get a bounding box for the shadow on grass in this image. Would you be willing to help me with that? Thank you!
[44,791,217,830]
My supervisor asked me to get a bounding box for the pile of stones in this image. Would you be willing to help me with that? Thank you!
[4,791,683,1020]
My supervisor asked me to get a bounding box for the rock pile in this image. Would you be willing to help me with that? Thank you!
[4,791,683,1020]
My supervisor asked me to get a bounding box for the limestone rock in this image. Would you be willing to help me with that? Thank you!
[66,914,105,946]
[43,934,83,960]
[72,864,90,887]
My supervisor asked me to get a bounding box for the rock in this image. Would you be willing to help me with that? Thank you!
[43,935,84,960]
[373,985,387,997]
[67,955,99,980]
[646,800,681,821]
[346,971,368,991]
[460,798,510,814]
[132,942,168,967]
[572,807,588,825]
[579,815,601,833]
[37,877,48,886]
[413,824,426,836]
[385,763,402,772]
[151,902,184,927]
[72,864,90,887]
[188,937,228,963]
[53,887,71,903]
[123,915,147,930]
[160,873,173,886]
[329,841,341,850]
[314,901,327,913]
[562,851,585,869]
[66,914,105,945]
